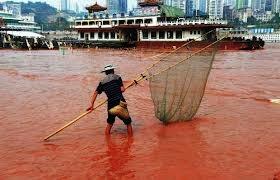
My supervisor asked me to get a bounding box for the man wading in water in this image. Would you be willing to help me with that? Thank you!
[87,64,133,136]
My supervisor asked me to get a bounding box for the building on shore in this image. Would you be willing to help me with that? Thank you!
[0,9,45,49]
[0,10,41,31]
[272,0,280,13]
[208,0,224,19]
[107,0,128,14]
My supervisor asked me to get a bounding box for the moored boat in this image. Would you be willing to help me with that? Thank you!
[73,1,264,50]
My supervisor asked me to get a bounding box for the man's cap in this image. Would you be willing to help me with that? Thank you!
[101,64,116,73]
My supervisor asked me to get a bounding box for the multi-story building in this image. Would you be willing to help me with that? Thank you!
[272,0,280,13]
[223,5,234,20]
[185,0,194,16]
[0,10,40,31]
[253,10,273,21]
[236,7,253,22]
[164,0,172,5]
[61,0,69,11]
[107,0,128,14]
[3,2,21,17]
[265,0,272,11]
[192,0,207,16]
[75,2,79,13]
[252,0,266,12]
[0,3,3,11]
[208,0,224,19]
[199,0,207,14]
[224,0,235,7]
[236,0,252,9]
[167,0,187,14]
[119,0,127,13]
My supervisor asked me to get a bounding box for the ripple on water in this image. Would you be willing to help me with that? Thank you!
[0,47,280,179]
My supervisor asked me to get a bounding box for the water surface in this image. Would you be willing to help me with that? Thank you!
[0,46,279,179]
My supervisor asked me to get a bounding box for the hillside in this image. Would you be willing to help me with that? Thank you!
[21,1,70,30]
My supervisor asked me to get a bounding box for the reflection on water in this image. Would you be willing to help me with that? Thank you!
[105,136,135,178]
[0,46,280,179]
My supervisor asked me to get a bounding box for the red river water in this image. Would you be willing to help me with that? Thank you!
[0,45,279,179]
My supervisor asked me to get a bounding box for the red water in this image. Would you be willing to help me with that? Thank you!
[0,46,279,179]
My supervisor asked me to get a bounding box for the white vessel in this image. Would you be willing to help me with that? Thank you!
[73,1,264,50]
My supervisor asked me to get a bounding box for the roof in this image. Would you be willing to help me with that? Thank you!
[160,5,184,18]
[5,31,45,38]
[75,24,230,32]
[86,2,107,13]
[138,0,162,6]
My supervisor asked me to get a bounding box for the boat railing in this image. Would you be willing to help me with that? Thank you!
[158,19,227,26]
[74,18,228,29]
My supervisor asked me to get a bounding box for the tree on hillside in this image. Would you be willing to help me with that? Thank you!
[269,13,280,29]
[229,18,243,27]
[247,16,259,25]
[21,2,58,30]
[45,17,70,31]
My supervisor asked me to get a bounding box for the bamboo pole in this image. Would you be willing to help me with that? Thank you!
[43,75,146,141]
[43,30,220,141]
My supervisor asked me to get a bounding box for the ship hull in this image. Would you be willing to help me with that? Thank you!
[136,40,264,51]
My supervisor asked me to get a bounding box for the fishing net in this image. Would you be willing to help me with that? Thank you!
[147,44,217,123]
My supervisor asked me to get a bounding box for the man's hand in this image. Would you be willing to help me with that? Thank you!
[87,91,98,112]
[86,106,94,112]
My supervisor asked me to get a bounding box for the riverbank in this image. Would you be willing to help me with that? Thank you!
[0,46,279,179]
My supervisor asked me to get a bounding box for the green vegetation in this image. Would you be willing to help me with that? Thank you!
[160,5,185,18]
[229,13,280,29]
[21,1,70,30]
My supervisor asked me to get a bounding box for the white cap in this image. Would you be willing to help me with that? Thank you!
[101,64,116,73]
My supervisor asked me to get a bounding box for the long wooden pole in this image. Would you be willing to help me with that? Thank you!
[44,111,91,141]
[43,30,222,141]
[43,75,146,141]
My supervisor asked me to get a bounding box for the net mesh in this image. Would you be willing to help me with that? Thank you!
[147,45,217,123]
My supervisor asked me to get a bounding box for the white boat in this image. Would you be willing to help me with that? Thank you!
[73,1,264,50]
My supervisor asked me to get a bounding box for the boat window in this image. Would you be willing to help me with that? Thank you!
[97,21,102,26]
[143,30,149,39]
[111,32,115,39]
[90,32,95,39]
[176,31,182,39]
[194,31,196,35]
[104,32,109,39]
[159,31,165,39]
[167,31,173,39]
[98,32,103,39]
[190,31,193,35]
[144,19,152,24]
[103,21,110,25]
[112,20,118,25]
[127,20,134,24]
[82,21,88,26]
[76,22,81,26]
[197,31,200,34]
[89,21,95,25]
[119,20,125,25]
[136,19,143,24]
[80,32,85,39]
[151,31,157,39]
